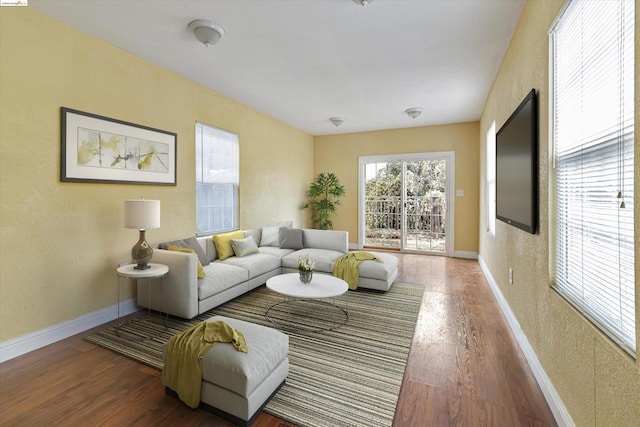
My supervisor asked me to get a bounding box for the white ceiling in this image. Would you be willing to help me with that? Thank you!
[29,0,524,136]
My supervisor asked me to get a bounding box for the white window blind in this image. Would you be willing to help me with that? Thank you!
[486,121,496,236]
[195,122,239,236]
[550,0,635,355]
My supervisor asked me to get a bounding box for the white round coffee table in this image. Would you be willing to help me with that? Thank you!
[266,273,349,332]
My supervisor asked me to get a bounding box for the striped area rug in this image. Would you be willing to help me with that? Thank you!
[85,283,423,427]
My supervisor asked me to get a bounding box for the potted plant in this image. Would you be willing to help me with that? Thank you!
[303,172,345,230]
[297,254,315,284]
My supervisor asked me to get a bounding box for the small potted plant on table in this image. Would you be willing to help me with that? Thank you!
[297,254,315,284]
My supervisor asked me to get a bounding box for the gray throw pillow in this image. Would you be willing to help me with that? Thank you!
[279,227,303,250]
[230,236,259,257]
[158,236,209,266]
[158,239,184,250]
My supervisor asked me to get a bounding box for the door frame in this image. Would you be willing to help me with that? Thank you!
[358,151,455,256]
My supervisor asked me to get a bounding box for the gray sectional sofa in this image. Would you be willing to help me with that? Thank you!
[137,228,398,319]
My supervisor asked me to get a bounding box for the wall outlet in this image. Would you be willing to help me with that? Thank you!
[509,267,513,285]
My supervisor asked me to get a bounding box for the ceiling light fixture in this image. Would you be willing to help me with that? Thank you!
[405,108,423,119]
[352,0,374,6]
[329,117,344,127]
[189,19,225,47]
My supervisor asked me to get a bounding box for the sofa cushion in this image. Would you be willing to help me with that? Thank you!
[213,230,244,261]
[268,220,293,228]
[259,226,280,247]
[230,236,259,257]
[279,227,303,250]
[159,236,210,266]
[243,229,261,246]
[199,263,249,300]
[259,246,296,258]
[221,253,282,278]
[196,236,217,263]
[302,229,348,254]
[282,248,344,273]
[167,245,206,279]
[200,237,217,263]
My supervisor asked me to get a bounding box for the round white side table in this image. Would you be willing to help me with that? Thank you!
[116,263,169,340]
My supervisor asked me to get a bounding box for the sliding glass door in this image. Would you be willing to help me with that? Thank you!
[363,161,402,249]
[403,159,448,252]
[359,152,454,256]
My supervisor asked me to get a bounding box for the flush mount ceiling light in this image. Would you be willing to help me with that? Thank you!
[329,117,344,127]
[189,19,225,47]
[405,108,423,119]
[352,0,375,6]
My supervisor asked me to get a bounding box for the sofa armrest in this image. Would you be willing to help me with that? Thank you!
[136,249,199,319]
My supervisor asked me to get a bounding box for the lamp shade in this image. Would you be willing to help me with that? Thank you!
[124,200,160,230]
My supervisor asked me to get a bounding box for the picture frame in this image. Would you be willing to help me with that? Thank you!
[61,107,177,185]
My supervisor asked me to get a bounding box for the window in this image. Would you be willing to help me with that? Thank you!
[195,122,239,235]
[486,121,496,235]
[550,0,635,355]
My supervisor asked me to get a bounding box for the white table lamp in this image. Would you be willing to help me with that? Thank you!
[124,199,160,270]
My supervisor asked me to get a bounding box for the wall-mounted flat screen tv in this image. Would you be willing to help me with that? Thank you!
[496,89,538,234]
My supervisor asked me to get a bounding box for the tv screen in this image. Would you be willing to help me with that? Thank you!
[496,89,538,234]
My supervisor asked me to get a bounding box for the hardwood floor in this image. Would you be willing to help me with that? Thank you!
[0,254,556,426]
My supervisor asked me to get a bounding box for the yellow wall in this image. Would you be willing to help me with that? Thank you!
[479,1,640,425]
[314,123,480,253]
[0,8,314,342]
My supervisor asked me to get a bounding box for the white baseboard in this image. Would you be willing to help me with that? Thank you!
[454,250,478,259]
[477,255,575,427]
[0,298,139,363]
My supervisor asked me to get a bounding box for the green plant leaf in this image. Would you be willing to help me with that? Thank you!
[302,172,345,230]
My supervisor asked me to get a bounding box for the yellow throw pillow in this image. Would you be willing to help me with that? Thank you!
[167,245,206,279]
[212,230,244,260]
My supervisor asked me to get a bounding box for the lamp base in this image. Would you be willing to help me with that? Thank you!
[131,229,153,270]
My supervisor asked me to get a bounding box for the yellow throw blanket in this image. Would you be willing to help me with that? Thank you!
[163,321,248,408]
[333,251,382,290]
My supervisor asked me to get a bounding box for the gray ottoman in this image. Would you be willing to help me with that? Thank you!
[163,315,289,426]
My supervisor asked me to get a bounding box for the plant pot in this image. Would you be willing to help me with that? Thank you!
[299,269,313,284]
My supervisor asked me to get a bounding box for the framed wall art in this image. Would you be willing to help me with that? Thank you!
[61,107,177,185]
